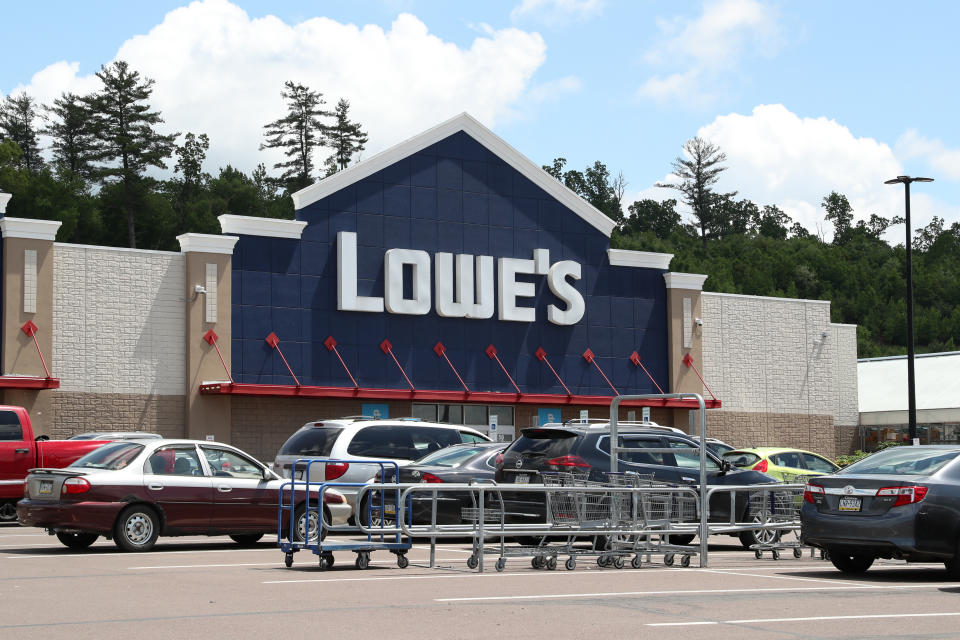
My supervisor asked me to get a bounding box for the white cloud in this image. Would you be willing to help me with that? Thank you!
[511,0,604,24]
[637,0,780,105]
[12,0,547,179]
[636,104,959,240]
[896,130,960,181]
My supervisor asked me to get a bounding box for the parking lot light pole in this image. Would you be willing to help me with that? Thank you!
[884,175,934,444]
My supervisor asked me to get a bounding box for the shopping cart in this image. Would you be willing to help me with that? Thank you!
[747,481,806,560]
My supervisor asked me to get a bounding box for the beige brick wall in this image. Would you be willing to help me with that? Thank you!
[706,411,838,459]
[50,392,186,439]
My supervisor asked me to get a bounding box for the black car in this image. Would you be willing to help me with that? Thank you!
[359,442,507,528]
[494,424,778,546]
[801,445,960,576]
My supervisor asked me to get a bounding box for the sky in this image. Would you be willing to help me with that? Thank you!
[2,0,958,241]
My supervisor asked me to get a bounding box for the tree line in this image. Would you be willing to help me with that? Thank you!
[2,60,956,356]
[0,61,366,249]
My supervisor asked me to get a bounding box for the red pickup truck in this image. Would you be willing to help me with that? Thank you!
[0,406,109,521]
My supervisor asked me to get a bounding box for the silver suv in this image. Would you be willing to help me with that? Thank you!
[273,417,490,510]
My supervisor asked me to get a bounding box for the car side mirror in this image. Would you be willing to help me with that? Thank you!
[721,460,733,474]
[263,468,274,481]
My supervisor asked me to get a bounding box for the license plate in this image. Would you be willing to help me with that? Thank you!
[383,503,396,515]
[514,474,529,484]
[38,480,53,495]
[839,496,862,512]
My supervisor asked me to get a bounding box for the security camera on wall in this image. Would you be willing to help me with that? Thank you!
[694,317,703,327]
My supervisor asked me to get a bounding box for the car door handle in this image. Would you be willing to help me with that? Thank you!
[681,477,697,483]
[217,485,232,493]
[14,448,29,454]
[148,483,164,490]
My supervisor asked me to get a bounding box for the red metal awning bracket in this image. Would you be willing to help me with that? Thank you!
[265,332,300,387]
[629,351,665,394]
[434,342,469,393]
[20,321,52,379]
[324,336,358,389]
[380,339,415,391]
[535,347,571,396]
[582,348,618,396]
[485,344,521,395]
[203,329,234,384]
[682,353,718,402]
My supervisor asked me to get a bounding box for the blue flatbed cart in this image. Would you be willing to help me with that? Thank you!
[277,458,412,570]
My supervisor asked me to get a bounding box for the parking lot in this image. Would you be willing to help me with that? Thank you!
[4,523,960,639]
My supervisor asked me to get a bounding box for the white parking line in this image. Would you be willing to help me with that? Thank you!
[648,611,960,627]
[436,583,955,602]
[7,548,255,559]
[0,543,63,548]
[130,562,280,570]
[700,568,873,587]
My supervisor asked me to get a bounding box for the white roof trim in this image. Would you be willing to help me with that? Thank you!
[177,233,239,255]
[608,248,673,270]
[292,112,617,237]
[702,291,831,305]
[218,214,307,239]
[0,217,62,241]
[0,193,11,214]
[663,272,708,290]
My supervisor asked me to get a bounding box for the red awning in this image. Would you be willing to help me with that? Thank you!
[0,376,60,390]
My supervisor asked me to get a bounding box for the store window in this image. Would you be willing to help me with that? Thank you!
[412,404,514,427]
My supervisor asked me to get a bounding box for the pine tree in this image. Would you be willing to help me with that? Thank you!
[86,60,178,248]
[42,92,97,185]
[822,191,853,244]
[323,99,368,176]
[260,81,330,192]
[0,93,44,174]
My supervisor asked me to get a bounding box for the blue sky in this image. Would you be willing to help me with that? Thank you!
[3,0,958,238]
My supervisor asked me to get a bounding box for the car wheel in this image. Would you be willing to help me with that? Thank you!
[293,505,326,543]
[0,500,18,522]
[56,532,98,550]
[739,523,782,549]
[945,542,960,579]
[114,506,160,552]
[829,552,874,574]
[229,533,264,546]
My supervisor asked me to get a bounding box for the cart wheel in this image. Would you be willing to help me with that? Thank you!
[356,552,370,570]
[495,558,506,572]
[322,552,335,568]
[631,555,642,569]
[318,556,328,571]
[546,557,557,571]
[397,554,409,569]
[681,555,691,568]
[793,547,803,559]
[467,554,479,570]
[613,556,625,569]
[772,549,781,560]
[664,553,675,567]
[565,557,576,571]
[754,550,763,559]
[284,552,293,568]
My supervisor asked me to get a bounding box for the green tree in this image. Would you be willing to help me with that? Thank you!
[624,198,681,238]
[86,60,178,248]
[657,137,733,249]
[261,81,330,192]
[542,157,625,223]
[822,191,853,244]
[323,99,368,176]
[42,92,97,186]
[754,205,792,240]
[0,93,44,173]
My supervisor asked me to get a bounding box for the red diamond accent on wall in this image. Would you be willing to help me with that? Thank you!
[485,344,498,359]
[203,329,219,345]
[379,339,393,354]
[582,348,595,363]
[682,353,694,367]
[629,351,641,366]
[265,332,280,348]
[433,342,446,357]
[534,347,547,361]
[20,320,38,337]
[323,336,338,351]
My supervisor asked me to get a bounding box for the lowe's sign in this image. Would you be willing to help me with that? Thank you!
[337,231,584,325]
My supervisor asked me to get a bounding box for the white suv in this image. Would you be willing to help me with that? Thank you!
[273,417,490,510]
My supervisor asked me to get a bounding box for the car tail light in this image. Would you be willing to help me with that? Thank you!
[494,452,504,467]
[62,478,91,494]
[803,482,824,503]
[876,485,928,507]
[752,459,768,473]
[323,491,346,504]
[325,462,349,481]
[420,473,444,484]
[546,455,591,469]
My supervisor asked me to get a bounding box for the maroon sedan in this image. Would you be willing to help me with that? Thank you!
[17,439,351,551]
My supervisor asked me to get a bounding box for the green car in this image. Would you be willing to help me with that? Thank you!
[722,447,839,482]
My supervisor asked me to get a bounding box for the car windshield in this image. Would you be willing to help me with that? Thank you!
[840,448,960,476]
[69,442,145,470]
[279,427,344,456]
[414,445,490,467]
[723,451,761,467]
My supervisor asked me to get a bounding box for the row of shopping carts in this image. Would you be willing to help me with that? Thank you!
[462,470,701,572]
[746,473,809,560]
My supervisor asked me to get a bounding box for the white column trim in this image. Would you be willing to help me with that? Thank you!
[177,233,239,254]
[663,272,709,290]
[218,214,307,239]
[0,217,62,241]
[607,248,673,269]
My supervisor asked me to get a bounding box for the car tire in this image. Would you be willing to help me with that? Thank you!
[829,552,874,574]
[292,504,327,543]
[739,525,782,549]
[56,532,98,550]
[669,534,696,546]
[945,542,960,579]
[229,533,264,546]
[114,505,160,552]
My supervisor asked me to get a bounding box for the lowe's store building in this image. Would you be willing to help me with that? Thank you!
[0,114,859,461]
